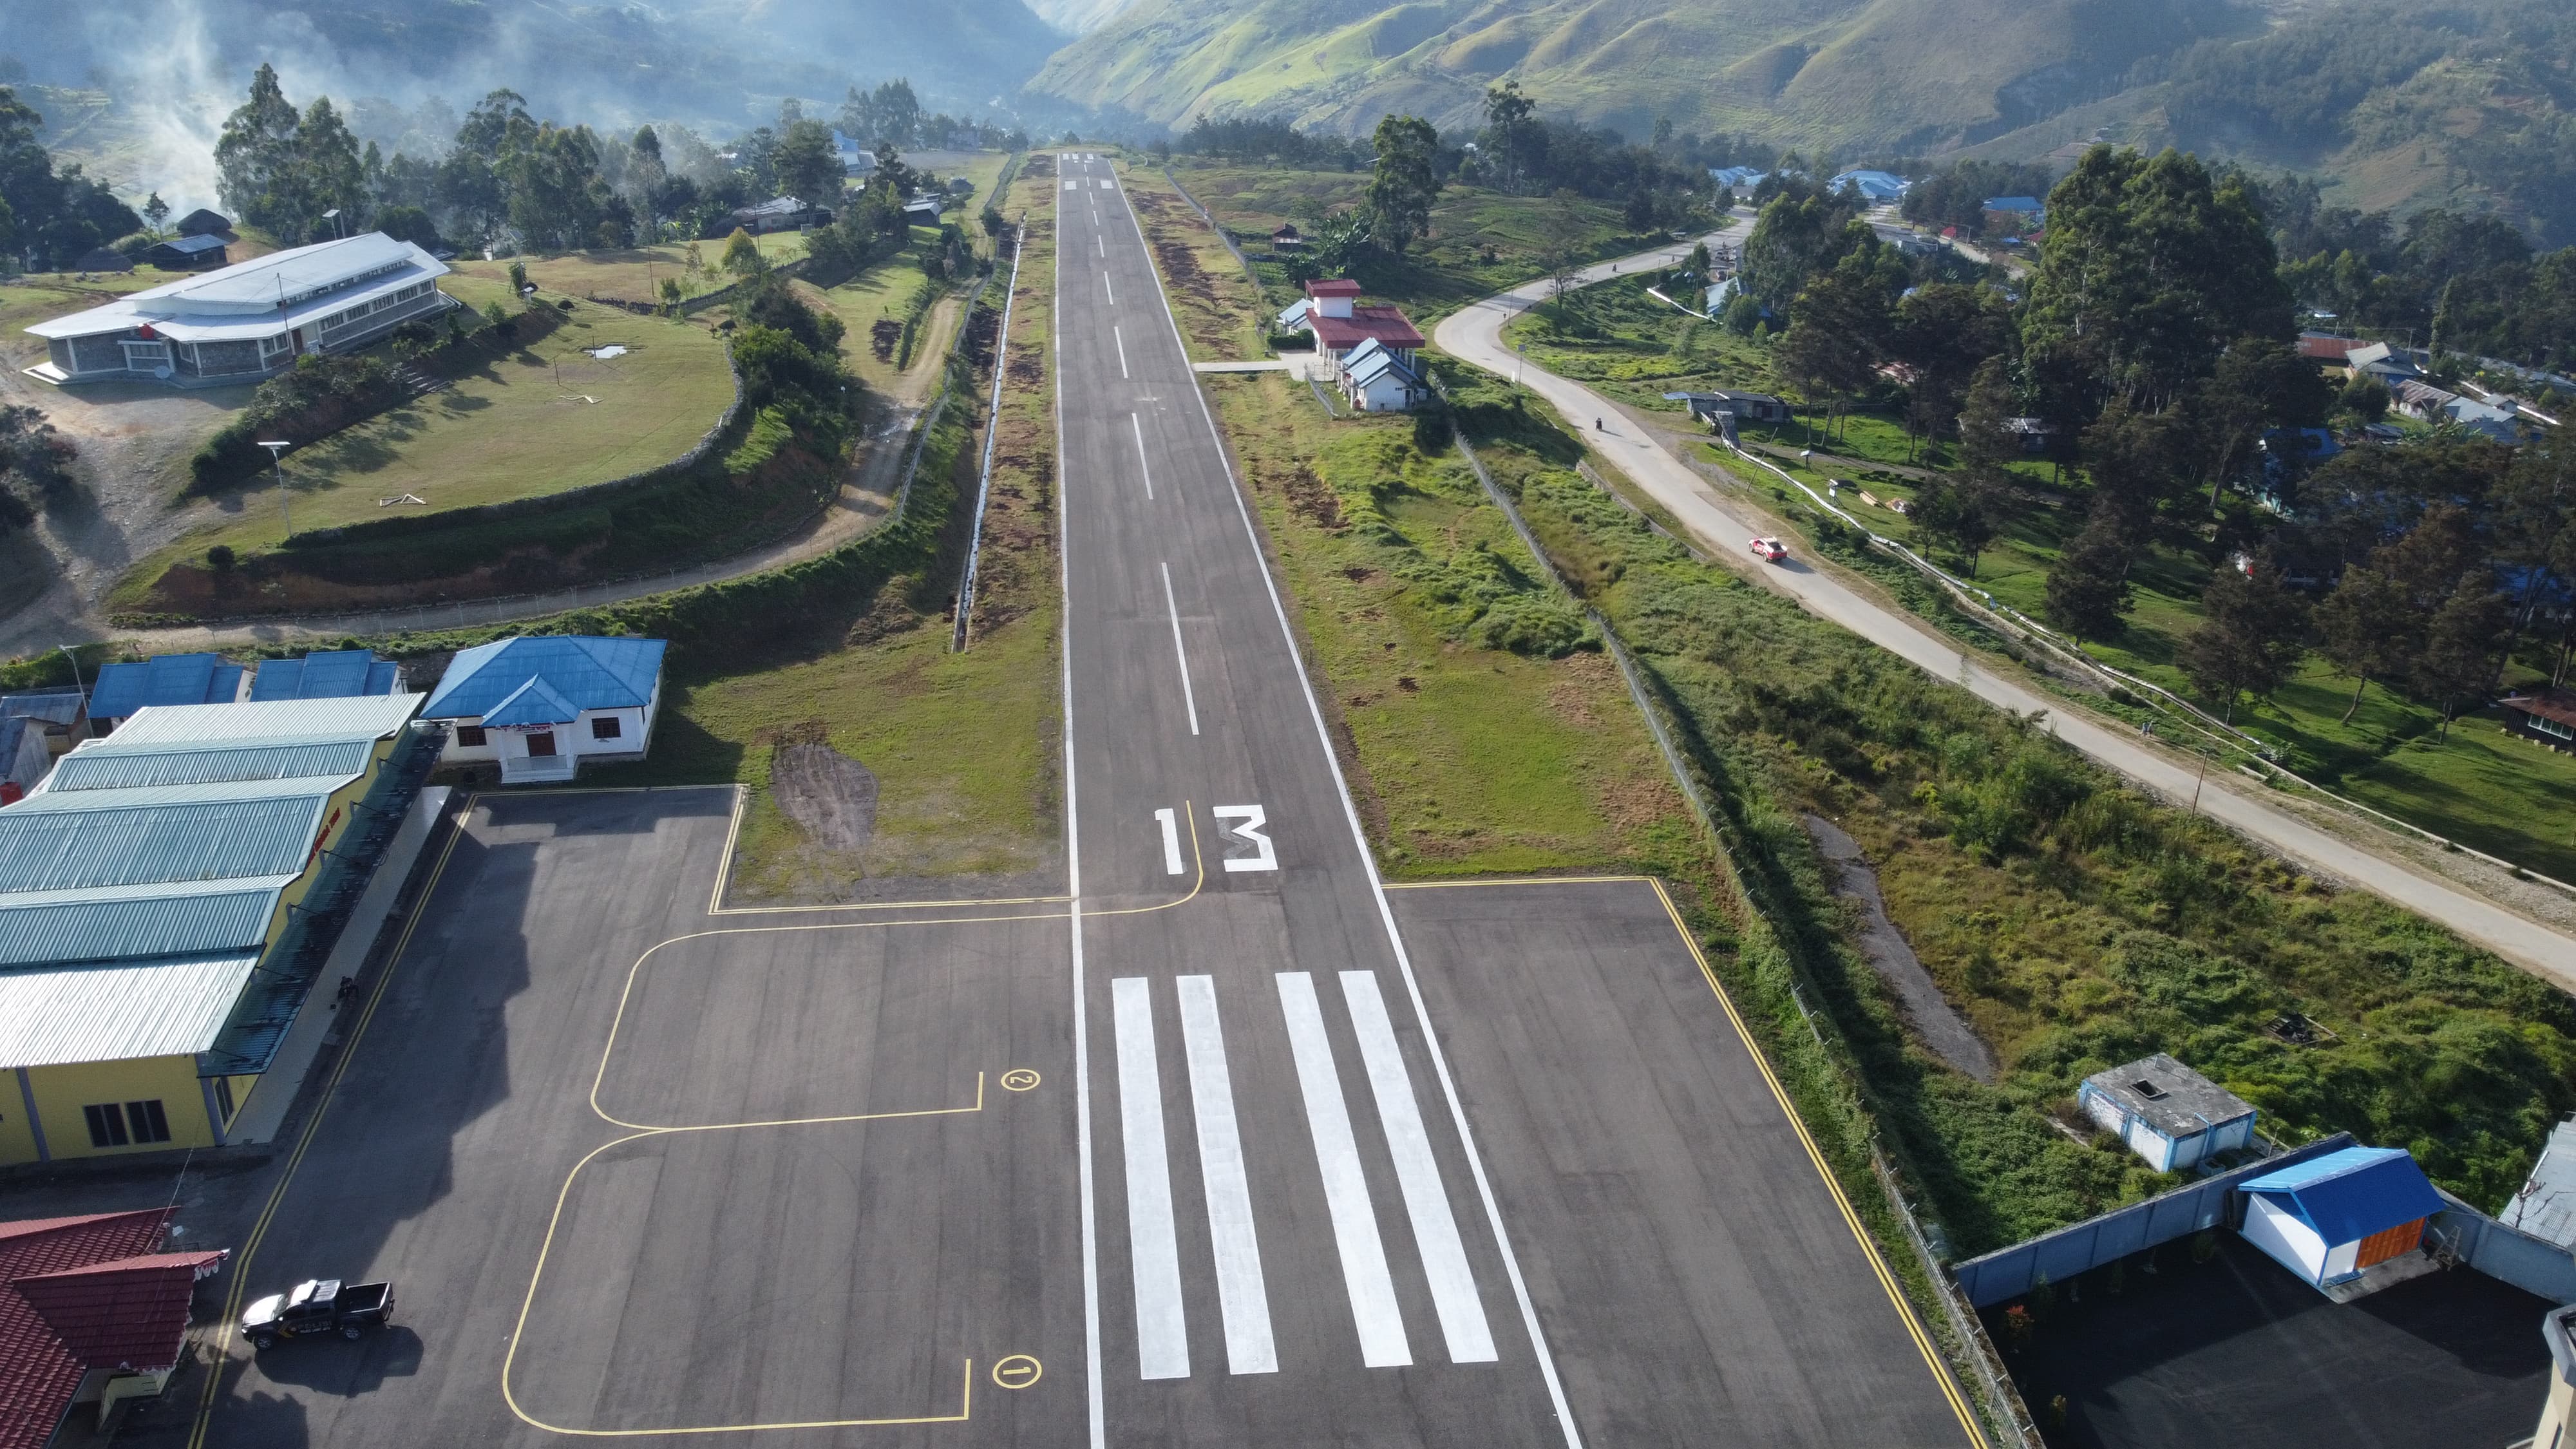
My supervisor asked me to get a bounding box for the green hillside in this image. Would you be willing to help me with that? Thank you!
[1028,0,2247,148]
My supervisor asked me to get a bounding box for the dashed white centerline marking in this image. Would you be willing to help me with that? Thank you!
[1113,977,1189,1381]
[1341,971,1497,1363]
[1130,412,1155,500]
[1115,324,1128,379]
[1276,971,1410,1368]
[1104,270,1116,305]
[1160,562,1199,736]
[1177,976,1278,1376]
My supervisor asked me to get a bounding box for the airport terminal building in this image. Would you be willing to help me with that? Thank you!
[22,232,456,388]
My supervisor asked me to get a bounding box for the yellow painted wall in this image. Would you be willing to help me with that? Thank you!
[15,1056,216,1164]
[0,1072,39,1163]
[272,762,388,918]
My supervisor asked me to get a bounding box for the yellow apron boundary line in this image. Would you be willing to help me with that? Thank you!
[185,791,480,1449]
[592,807,1202,1128]
[595,1073,989,1134]
[1647,878,1990,1448]
[1380,875,1652,890]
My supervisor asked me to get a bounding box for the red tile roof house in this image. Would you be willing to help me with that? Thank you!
[1,1209,225,1446]
[1303,279,1426,372]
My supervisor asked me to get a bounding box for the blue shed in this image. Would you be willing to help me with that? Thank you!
[87,655,249,730]
[2238,1146,2447,1290]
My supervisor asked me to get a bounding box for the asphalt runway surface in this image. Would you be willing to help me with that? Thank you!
[175,153,1980,1448]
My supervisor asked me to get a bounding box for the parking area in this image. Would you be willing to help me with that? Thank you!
[162,788,1085,1449]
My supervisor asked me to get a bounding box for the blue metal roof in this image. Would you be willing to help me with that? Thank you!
[0,689,85,727]
[0,793,328,892]
[422,636,665,720]
[2240,1146,2447,1244]
[45,739,377,793]
[1984,196,2044,213]
[88,654,245,717]
[0,876,290,967]
[249,649,402,701]
[482,676,582,727]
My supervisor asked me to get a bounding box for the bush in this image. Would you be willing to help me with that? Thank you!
[188,354,411,495]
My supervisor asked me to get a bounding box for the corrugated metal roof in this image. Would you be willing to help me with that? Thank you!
[99,694,421,747]
[424,637,661,719]
[88,656,244,718]
[0,795,325,892]
[2240,1145,2446,1244]
[0,878,287,967]
[43,739,376,793]
[482,676,580,727]
[0,952,261,1068]
[5,775,353,813]
[2504,1119,2576,1250]
[248,650,402,702]
[0,690,84,727]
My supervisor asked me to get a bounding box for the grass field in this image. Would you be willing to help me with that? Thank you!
[446,230,810,308]
[117,299,733,576]
[797,265,937,397]
[585,154,1060,900]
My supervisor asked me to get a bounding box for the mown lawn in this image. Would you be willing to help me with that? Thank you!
[446,229,810,307]
[127,298,734,572]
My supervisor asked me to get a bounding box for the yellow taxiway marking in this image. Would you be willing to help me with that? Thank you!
[990,1354,1043,1390]
[1000,1068,1043,1092]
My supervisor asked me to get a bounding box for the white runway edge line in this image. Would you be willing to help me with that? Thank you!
[1114,978,1191,1380]
[1341,971,1497,1363]
[1177,976,1280,1374]
[1131,413,1155,500]
[1056,173,1110,1449]
[1119,167,1587,1446]
[1276,972,1412,1368]
[1160,562,1201,736]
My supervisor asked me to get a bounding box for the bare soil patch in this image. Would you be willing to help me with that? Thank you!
[769,737,880,855]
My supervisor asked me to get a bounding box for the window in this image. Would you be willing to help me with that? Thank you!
[128,1099,171,1142]
[527,730,558,758]
[84,1101,167,1146]
[214,1075,236,1124]
[2132,1079,2168,1101]
[591,715,623,741]
[2533,713,2575,742]
[456,724,488,747]
[84,1103,128,1148]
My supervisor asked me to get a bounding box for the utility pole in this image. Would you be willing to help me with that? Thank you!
[259,440,294,538]
[55,643,83,699]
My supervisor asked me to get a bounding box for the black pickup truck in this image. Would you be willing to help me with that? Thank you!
[241,1278,395,1348]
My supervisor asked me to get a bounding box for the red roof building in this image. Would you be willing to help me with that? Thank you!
[0,1209,225,1449]
[1303,279,1424,362]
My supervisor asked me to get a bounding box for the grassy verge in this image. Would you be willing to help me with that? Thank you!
[1442,368,2575,1251]
[569,163,1062,899]
[444,229,810,308]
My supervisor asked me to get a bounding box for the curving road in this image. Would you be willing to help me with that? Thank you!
[1434,230,2576,981]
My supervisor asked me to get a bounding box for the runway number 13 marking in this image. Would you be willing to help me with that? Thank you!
[1213,805,1278,873]
[1155,808,1184,876]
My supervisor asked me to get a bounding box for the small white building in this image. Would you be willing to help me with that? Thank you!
[1336,336,1430,413]
[420,636,667,785]
[2237,1145,2446,1293]
[2078,1052,2258,1172]
[23,232,455,388]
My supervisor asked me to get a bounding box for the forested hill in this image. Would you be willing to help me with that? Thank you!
[1026,0,2249,149]
[1965,0,2576,242]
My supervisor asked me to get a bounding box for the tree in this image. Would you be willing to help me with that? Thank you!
[2414,579,2508,736]
[375,205,438,249]
[1954,355,2022,472]
[1912,473,2003,576]
[2020,146,2295,415]
[2046,520,2136,640]
[773,119,842,206]
[2178,559,2309,721]
[1895,286,2011,457]
[2195,336,2335,512]
[141,191,169,232]
[1367,114,1441,256]
[2079,402,2186,545]
[1741,193,1859,316]
[2338,373,2391,424]
[2313,564,2416,722]
[721,227,764,276]
[0,87,137,269]
[296,97,366,237]
[1480,82,1545,195]
[214,64,303,234]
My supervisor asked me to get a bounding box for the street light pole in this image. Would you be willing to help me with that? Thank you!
[258,440,294,538]
[54,643,83,699]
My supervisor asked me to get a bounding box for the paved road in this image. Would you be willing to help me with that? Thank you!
[1434,242,2576,981]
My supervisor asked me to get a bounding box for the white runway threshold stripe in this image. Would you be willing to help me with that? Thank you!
[1113,977,1191,1380]
[1341,971,1497,1363]
[1177,975,1280,1374]
[1276,971,1412,1368]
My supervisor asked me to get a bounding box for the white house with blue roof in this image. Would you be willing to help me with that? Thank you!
[2237,1144,2447,1293]
[421,636,667,784]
